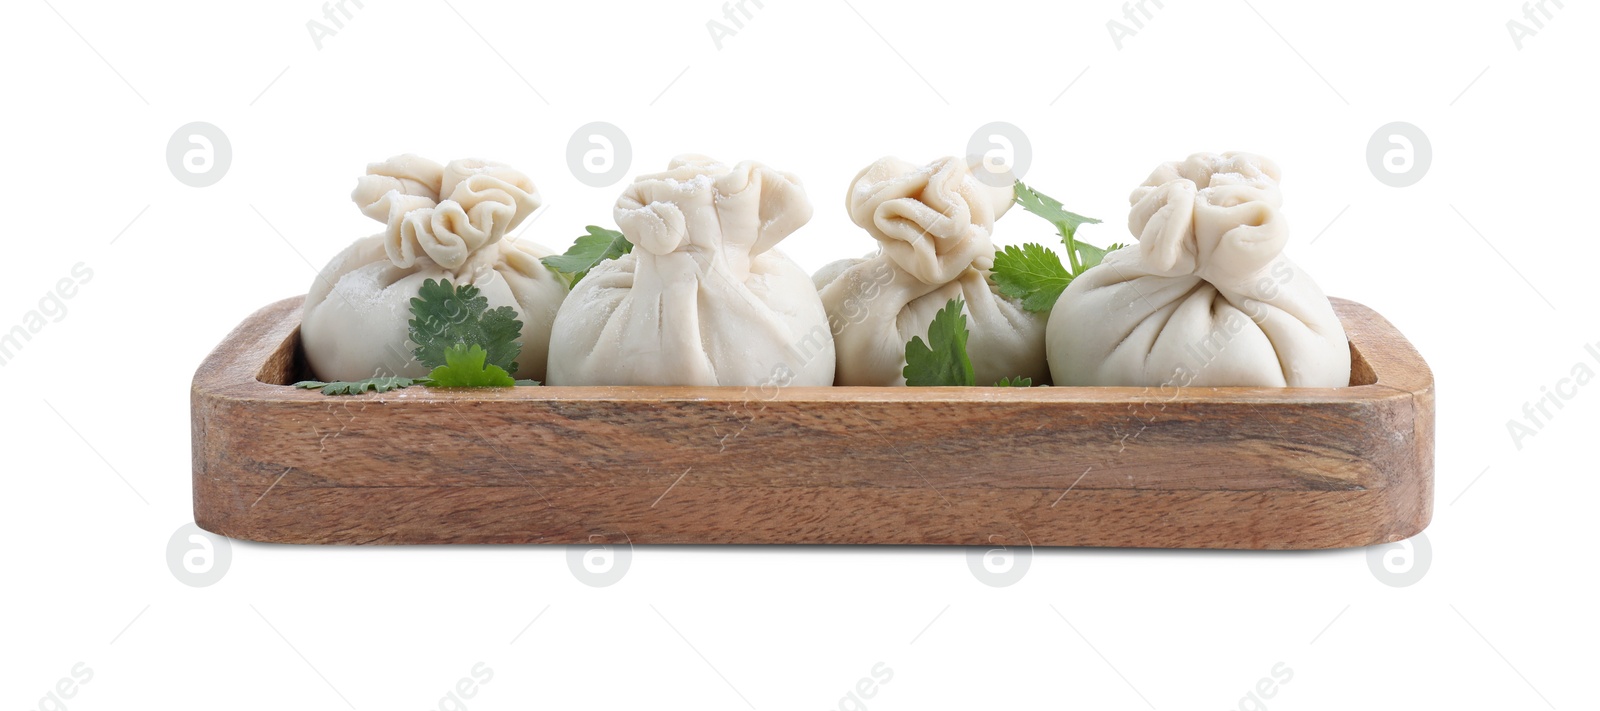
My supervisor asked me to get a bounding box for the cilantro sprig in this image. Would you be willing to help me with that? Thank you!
[903,298,975,386]
[991,243,1074,312]
[425,344,518,387]
[294,376,425,395]
[540,225,632,287]
[991,181,1124,314]
[409,279,532,387]
[408,279,522,375]
[1012,180,1102,266]
[901,299,1041,387]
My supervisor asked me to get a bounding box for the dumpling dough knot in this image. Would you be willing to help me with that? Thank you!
[350,154,540,271]
[613,154,812,278]
[846,156,1015,286]
[1127,151,1287,287]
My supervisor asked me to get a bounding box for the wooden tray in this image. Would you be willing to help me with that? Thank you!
[192,296,1432,548]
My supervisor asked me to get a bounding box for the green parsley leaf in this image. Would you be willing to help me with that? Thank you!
[903,298,975,386]
[1073,241,1130,272]
[1073,242,1111,272]
[540,225,633,287]
[408,279,522,374]
[1014,180,1102,245]
[995,376,1033,387]
[294,377,426,395]
[1013,179,1121,276]
[991,243,1075,313]
[1003,181,1126,315]
[425,344,517,388]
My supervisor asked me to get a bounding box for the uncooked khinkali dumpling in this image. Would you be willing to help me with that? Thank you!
[1045,152,1350,387]
[546,155,835,386]
[814,156,1048,386]
[301,155,568,382]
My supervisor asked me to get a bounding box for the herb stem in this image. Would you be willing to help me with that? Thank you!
[1061,222,1083,274]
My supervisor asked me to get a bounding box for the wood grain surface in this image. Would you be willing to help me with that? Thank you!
[192,296,1433,548]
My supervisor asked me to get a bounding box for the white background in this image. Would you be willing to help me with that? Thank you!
[2,0,1594,709]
